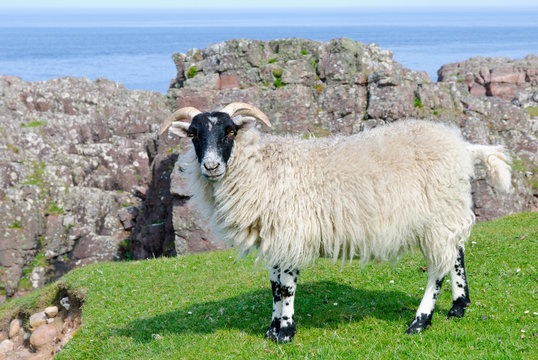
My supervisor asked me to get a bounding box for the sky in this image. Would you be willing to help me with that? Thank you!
[2,0,538,8]
[2,0,537,27]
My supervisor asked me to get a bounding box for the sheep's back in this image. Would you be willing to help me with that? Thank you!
[209,121,476,270]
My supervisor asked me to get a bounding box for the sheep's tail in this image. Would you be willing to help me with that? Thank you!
[468,144,513,193]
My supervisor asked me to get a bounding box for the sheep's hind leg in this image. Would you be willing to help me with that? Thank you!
[406,273,445,334]
[265,265,282,341]
[447,247,471,319]
[276,268,300,343]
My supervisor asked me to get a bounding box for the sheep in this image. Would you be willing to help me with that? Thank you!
[159,103,512,343]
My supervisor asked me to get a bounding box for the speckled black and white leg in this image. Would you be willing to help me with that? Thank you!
[277,268,299,343]
[265,265,282,341]
[265,266,300,343]
[406,274,445,334]
[447,247,471,319]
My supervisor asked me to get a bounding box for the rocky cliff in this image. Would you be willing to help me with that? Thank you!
[1,38,537,300]
[0,76,171,300]
[438,55,538,103]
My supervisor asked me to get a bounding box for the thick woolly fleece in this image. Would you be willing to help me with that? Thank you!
[183,120,511,279]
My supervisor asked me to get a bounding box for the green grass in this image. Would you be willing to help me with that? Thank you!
[20,121,47,128]
[525,106,538,117]
[46,202,64,215]
[272,67,283,78]
[274,77,284,88]
[187,66,198,79]
[21,160,46,188]
[1,213,536,359]
[272,67,284,88]
[6,143,20,153]
[7,221,24,229]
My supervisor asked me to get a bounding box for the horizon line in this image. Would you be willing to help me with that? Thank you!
[3,6,538,10]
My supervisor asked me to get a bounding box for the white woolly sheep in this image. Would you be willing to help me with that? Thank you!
[159,103,512,342]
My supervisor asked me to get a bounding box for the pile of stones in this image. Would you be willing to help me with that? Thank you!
[0,298,80,359]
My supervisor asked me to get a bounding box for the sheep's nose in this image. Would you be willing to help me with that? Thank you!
[204,162,219,171]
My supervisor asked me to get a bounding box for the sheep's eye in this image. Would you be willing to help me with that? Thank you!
[227,129,236,137]
[187,128,197,138]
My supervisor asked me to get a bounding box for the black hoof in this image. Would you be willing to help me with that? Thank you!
[405,314,432,334]
[265,327,279,341]
[447,297,470,319]
[275,324,296,343]
[265,318,280,341]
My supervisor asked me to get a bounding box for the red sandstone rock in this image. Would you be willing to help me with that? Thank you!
[44,306,59,318]
[8,319,22,339]
[488,82,518,100]
[490,68,521,84]
[35,101,50,112]
[29,312,48,331]
[438,55,538,101]
[30,324,57,350]
[470,83,486,96]
[217,74,240,90]
[0,339,14,353]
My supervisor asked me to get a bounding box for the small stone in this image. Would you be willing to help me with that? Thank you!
[524,310,530,314]
[8,319,22,338]
[45,306,59,318]
[23,332,31,340]
[118,206,139,230]
[389,280,394,284]
[50,316,64,333]
[60,297,70,311]
[30,324,57,350]
[29,312,48,331]
[0,339,14,353]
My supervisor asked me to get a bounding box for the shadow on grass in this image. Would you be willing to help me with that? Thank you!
[114,280,425,342]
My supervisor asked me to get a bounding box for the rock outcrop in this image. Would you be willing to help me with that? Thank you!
[165,38,536,219]
[1,38,537,298]
[0,76,220,300]
[0,76,162,299]
[437,55,538,102]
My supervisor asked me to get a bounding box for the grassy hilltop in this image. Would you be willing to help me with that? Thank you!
[1,212,536,359]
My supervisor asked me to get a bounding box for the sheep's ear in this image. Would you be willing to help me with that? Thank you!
[233,116,257,131]
[168,121,191,137]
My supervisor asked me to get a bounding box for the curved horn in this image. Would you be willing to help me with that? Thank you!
[220,102,272,128]
[158,107,201,135]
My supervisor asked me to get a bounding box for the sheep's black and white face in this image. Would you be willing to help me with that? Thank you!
[187,112,239,182]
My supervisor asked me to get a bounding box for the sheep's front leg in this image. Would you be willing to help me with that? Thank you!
[277,268,299,343]
[265,266,300,343]
[265,265,282,341]
[406,273,445,334]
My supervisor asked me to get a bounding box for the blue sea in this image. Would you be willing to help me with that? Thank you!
[1,8,537,93]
